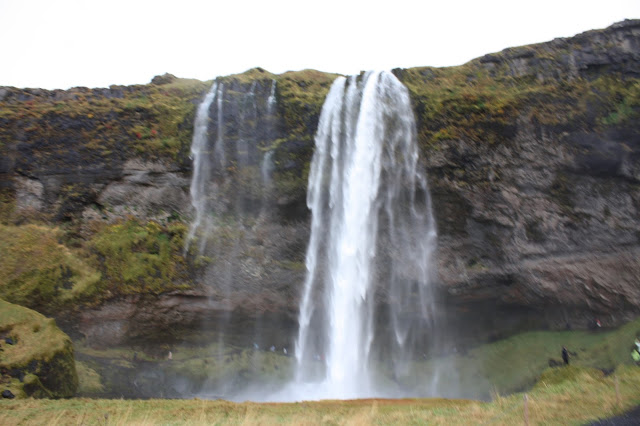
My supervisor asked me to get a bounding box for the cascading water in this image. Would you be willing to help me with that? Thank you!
[184,72,438,402]
[185,82,219,254]
[290,70,438,400]
[261,80,277,187]
[185,77,292,399]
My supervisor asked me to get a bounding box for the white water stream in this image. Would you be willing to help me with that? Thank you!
[288,70,437,400]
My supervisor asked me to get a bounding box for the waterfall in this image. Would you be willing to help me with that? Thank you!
[184,81,227,254]
[261,80,277,187]
[292,70,437,400]
[185,82,218,253]
[267,79,276,115]
[185,72,437,402]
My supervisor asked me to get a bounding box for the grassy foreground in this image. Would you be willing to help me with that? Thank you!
[1,365,640,425]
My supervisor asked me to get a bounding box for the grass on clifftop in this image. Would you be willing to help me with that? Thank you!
[275,69,339,138]
[0,77,209,163]
[399,65,640,151]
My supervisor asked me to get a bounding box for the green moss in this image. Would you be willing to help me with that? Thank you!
[595,78,640,126]
[0,224,101,312]
[75,361,105,395]
[0,77,208,164]
[397,61,640,159]
[0,299,78,398]
[277,260,306,271]
[275,69,339,137]
[234,165,264,201]
[90,219,190,294]
[221,67,276,84]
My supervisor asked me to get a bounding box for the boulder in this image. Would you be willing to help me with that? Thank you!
[0,299,78,398]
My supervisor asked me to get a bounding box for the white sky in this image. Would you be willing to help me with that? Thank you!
[1,0,639,90]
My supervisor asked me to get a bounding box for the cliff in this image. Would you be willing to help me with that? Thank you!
[0,20,639,351]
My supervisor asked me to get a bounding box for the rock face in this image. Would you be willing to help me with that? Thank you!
[418,20,640,335]
[0,21,639,352]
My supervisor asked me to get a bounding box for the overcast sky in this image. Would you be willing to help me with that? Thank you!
[1,0,639,90]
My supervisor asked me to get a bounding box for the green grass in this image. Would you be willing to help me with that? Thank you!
[0,300,68,366]
[1,365,640,425]
[394,317,640,399]
[73,339,296,399]
[69,316,640,406]
[274,69,339,138]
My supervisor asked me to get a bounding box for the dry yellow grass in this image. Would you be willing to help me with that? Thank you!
[1,366,639,425]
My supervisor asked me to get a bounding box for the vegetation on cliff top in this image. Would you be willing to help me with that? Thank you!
[0,77,209,165]
[0,299,78,398]
[399,64,640,153]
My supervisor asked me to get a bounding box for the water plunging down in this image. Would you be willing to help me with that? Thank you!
[185,82,221,254]
[261,80,277,188]
[292,70,438,400]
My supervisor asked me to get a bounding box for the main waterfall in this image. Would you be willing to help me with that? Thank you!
[291,70,438,400]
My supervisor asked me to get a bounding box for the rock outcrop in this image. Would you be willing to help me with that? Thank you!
[0,299,78,398]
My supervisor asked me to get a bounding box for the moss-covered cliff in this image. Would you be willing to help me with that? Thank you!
[0,20,639,356]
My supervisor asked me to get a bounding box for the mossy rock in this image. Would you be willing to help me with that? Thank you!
[89,218,192,295]
[0,299,78,398]
[0,223,102,314]
[75,361,105,396]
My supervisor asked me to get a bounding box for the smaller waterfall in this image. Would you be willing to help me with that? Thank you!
[267,79,276,115]
[184,82,218,253]
[236,82,257,171]
[261,80,277,187]
[261,150,274,186]
[213,83,226,174]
